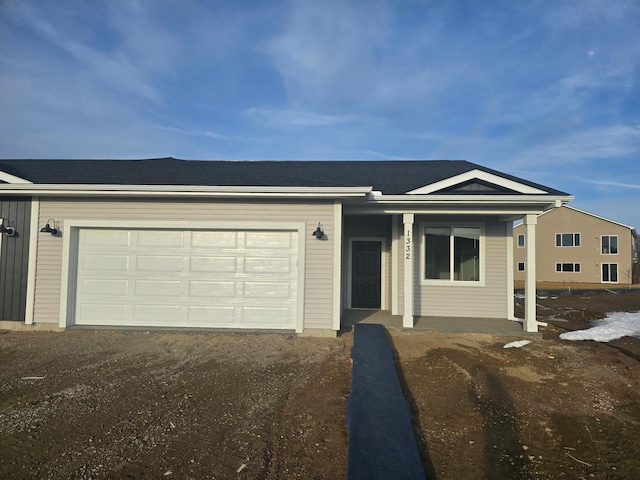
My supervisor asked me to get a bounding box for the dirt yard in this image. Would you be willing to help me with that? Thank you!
[1,290,640,479]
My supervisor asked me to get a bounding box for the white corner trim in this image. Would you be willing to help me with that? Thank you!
[24,199,40,324]
[406,169,548,195]
[332,202,342,331]
[0,171,32,184]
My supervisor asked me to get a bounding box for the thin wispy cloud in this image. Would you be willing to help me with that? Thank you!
[0,0,639,226]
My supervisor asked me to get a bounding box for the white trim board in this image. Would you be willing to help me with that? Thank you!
[0,171,32,184]
[406,169,548,195]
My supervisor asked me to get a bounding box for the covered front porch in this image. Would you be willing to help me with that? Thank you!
[341,309,540,336]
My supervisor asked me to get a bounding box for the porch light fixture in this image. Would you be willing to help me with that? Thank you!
[0,221,15,237]
[312,222,325,240]
[40,218,59,236]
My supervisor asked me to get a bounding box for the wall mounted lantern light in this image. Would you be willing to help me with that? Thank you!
[40,218,59,236]
[312,222,326,240]
[0,219,16,237]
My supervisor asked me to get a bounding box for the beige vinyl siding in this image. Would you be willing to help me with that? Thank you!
[34,198,335,329]
[513,206,635,284]
[412,217,508,318]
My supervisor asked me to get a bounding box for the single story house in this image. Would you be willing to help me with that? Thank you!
[514,205,639,284]
[0,158,572,335]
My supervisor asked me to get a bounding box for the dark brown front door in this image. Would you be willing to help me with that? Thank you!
[351,241,382,309]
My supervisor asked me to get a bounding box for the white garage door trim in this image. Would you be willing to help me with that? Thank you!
[60,220,306,332]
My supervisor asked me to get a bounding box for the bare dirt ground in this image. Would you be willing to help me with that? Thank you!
[1,288,640,479]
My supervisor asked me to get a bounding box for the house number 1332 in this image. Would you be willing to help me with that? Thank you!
[405,231,411,259]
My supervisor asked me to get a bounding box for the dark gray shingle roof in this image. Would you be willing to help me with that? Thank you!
[0,158,570,196]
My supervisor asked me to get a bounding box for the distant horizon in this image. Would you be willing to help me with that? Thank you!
[1,1,638,228]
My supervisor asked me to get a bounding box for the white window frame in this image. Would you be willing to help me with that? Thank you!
[555,262,581,273]
[420,222,485,286]
[517,234,525,248]
[601,235,618,255]
[601,263,618,283]
[517,262,525,272]
[555,232,581,247]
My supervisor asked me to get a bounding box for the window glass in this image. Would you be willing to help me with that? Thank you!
[602,235,618,254]
[517,234,525,248]
[454,227,480,281]
[424,226,480,282]
[518,262,525,271]
[425,227,450,279]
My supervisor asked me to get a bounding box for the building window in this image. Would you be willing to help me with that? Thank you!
[602,263,618,283]
[601,235,618,255]
[517,262,525,271]
[555,263,581,273]
[517,234,525,248]
[556,233,580,247]
[424,226,481,282]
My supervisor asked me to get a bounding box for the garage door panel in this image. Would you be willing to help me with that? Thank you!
[78,304,128,323]
[136,255,183,272]
[244,282,293,298]
[134,279,182,297]
[138,230,184,247]
[134,304,181,323]
[81,229,131,247]
[242,307,292,328]
[189,281,236,298]
[187,306,236,325]
[75,228,298,330]
[80,279,129,296]
[191,231,238,248]
[82,254,130,271]
[245,231,294,249]
[244,257,292,274]
[190,256,237,273]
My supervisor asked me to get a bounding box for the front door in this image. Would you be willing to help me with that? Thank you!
[351,241,382,308]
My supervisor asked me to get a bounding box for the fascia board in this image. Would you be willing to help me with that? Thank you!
[0,184,372,198]
[0,171,32,184]
[406,169,548,195]
[368,193,573,205]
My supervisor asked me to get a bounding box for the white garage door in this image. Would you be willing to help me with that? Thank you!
[74,228,299,330]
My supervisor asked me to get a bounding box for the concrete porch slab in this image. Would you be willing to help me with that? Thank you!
[341,309,541,337]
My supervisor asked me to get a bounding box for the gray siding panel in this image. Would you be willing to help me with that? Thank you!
[0,197,31,322]
[34,198,335,329]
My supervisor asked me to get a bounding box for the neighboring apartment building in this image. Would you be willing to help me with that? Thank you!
[513,205,639,284]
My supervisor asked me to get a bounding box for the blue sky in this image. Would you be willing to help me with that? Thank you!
[1,0,639,228]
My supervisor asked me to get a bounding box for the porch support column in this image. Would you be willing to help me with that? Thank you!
[403,214,414,328]
[524,214,538,332]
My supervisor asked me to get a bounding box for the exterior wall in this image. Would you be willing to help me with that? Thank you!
[513,206,635,283]
[0,197,31,321]
[413,216,509,318]
[343,215,391,309]
[33,198,335,329]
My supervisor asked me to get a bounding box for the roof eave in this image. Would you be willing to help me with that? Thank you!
[368,193,574,207]
[0,184,373,198]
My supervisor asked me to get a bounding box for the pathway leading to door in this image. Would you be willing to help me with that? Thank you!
[345,323,425,479]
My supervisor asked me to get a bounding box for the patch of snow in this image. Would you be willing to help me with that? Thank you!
[503,340,532,349]
[559,311,640,342]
